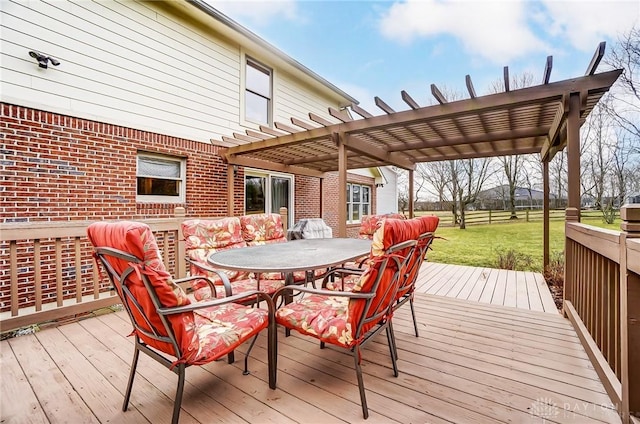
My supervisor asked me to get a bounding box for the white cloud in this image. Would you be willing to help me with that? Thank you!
[378,0,548,64]
[207,0,301,26]
[540,0,639,51]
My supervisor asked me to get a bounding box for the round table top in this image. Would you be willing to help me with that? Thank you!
[207,238,371,273]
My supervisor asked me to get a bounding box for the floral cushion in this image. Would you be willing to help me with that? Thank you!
[182,218,253,288]
[358,213,405,240]
[240,213,287,246]
[396,216,439,299]
[275,295,353,347]
[192,303,269,363]
[87,221,199,362]
[277,218,421,346]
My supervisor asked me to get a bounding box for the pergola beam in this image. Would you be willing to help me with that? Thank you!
[223,70,622,157]
[343,134,415,170]
[543,55,553,84]
[375,96,396,114]
[226,154,325,178]
[431,84,447,104]
[504,66,510,92]
[402,90,421,109]
[586,42,606,76]
[466,75,477,98]
[386,126,548,152]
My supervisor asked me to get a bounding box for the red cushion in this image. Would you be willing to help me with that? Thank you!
[240,213,286,245]
[87,221,200,362]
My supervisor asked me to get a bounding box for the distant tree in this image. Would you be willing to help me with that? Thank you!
[449,158,494,229]
[581,96,615,211]
[489,72,535,218]
[604,25,640,145]
[549,150,567,209]
[417,161,451,211]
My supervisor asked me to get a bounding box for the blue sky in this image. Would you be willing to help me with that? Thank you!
[210,0,639,113]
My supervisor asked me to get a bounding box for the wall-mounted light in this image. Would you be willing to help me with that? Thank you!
[29,51,60,69]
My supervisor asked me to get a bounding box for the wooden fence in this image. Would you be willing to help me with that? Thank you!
[564,205,640,423]
[416,208,596,226]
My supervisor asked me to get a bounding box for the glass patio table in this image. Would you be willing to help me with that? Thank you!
[207,237,372,286]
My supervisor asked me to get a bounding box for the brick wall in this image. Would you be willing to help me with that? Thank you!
[0,104,282,222]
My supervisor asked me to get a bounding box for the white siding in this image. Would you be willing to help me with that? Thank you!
[376,167,399,214]
[0,0,349,144]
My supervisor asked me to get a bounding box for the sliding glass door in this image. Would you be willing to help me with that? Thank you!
[244,170,293,227]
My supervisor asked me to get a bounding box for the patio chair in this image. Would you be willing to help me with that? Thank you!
[324,216,440,338]
[273,218,421,419]
[87,221,276,424]
[333,213,407,274]
[392,215,439,338]
[182,217,285,301]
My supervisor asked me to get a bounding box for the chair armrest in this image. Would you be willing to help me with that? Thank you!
[158,289,275,315]
[271,284,374,306]
[185,258,233,297]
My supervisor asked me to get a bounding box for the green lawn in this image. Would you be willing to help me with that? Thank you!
[426,214,621,272]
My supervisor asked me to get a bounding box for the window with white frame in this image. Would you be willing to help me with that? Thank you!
[244,58,272,126]
[136,153,185,203]
[347,183,371,223]
[244,170,293,227]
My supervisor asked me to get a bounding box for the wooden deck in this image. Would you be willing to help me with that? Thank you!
[416,262,559,314]
[1,293,620,424]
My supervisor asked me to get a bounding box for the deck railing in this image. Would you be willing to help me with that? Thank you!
[0,207,290,333]
[0,217,187,332]
[564,205,640,424]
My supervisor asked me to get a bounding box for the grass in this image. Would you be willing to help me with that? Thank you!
[425,214,621,272]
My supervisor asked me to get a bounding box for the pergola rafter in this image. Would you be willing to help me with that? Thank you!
[213,42,622,246]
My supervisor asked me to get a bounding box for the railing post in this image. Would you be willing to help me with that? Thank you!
[563,207,580,316]
[489,209,492,224]
[279,207,288,233]
[619,204,640,423]
[175,206,186,278]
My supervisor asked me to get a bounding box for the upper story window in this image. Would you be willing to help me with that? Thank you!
[347,183,371,224]
[245,58,272,126]
[136,153,185,203]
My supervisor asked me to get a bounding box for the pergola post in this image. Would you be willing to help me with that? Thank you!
[408,169,414,218]
[336,132,347,237]
[567,92,582,221]
[227,164,235,217]
[543,160,550,270]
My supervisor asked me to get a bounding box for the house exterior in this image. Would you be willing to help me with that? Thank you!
[0,0,382,236]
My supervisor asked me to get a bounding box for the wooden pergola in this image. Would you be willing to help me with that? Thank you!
[215,43,622,269]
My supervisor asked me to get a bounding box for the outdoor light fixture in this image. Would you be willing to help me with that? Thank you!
[28,51,60,69]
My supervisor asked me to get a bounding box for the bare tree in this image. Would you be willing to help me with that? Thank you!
[489,72,535,218]
[549,150,567,208]
[604,25,640,144]
[417,161,451,210]
[580,96,615,211]
[449,158,494,229]
[395,167,426,214]
[521,156,543,208]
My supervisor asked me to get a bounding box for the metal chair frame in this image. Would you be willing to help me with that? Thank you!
[94,246,277,424]
[273,239,417,419]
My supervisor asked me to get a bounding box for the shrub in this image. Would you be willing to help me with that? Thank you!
[544,251,564,310]
[495,248,533,271]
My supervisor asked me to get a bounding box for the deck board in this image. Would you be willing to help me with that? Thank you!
[418,262,559,314]
[0,293,620,424]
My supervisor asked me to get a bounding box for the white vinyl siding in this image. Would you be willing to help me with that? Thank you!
[0,0,241,142]
[0,0,348,144]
